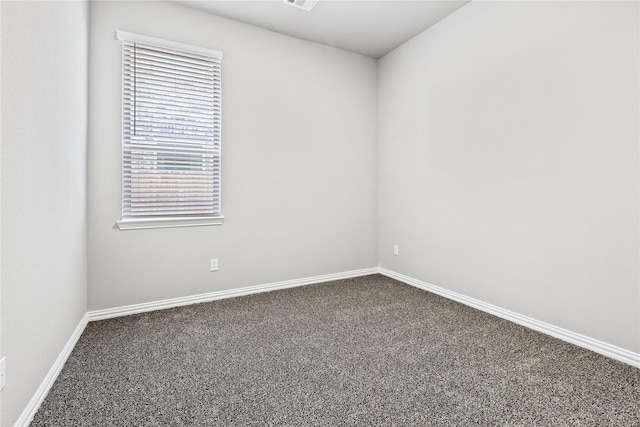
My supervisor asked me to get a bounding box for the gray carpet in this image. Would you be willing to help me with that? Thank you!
[32,275,639,426]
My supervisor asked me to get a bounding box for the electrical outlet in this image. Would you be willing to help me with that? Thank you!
[393,245,399,256]
[210,258,219,272]
[1,357,6,391]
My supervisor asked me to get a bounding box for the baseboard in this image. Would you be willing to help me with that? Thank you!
[16,268,377,426]
[88,267,379,322]
[16,266,637,427]
[380,267,640,369]
[14,313,89,427]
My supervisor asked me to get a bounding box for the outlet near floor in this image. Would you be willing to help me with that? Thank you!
[210,258,219,272]
[393,245,399,256]
[1,356,6,390]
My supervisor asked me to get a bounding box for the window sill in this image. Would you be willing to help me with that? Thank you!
[116,216,224,230]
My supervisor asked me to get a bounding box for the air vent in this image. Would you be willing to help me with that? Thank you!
[283,0,318,12]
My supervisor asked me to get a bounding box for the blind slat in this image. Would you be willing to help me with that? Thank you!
[125,67,216,90]
[125,106,217,121]
[125,42,221,64]
[124,142,220,153]
[124,80,219,100]
[126,50,218,72]
[123,50,220,69]
[125,58,216,80]
[124,93,216,109]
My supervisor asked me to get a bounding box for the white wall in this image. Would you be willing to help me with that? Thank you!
[88,1,378,310]
[0,1,3,423]
[379,1,639,353]
[0,1,89,425]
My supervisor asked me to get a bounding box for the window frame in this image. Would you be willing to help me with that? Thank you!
[115,31,224,230]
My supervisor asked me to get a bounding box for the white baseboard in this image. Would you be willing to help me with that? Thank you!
[15,268,377,426]
[15,266,638,427]
[14,314,89,427]
[88,267,379,322]
[380,267,640,369]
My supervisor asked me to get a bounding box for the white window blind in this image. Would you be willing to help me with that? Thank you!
[117,31,222,227]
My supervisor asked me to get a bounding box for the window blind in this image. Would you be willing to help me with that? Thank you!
[119,32,222,219]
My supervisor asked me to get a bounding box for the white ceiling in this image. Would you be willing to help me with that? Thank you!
[175,0,471,58]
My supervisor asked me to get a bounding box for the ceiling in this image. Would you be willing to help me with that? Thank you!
[175,0,471,58]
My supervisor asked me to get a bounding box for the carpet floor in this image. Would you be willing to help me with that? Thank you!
[32,274,639,426]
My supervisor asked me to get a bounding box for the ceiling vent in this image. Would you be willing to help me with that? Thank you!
[283,0,318,12]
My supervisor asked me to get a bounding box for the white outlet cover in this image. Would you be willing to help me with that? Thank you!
[1,356,6,390]
[210,258,219,272]
[393,245,399,256]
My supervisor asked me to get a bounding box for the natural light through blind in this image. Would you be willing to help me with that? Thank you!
[118,31,222,225]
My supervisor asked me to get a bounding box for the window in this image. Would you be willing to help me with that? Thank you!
[116,31,223,230]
